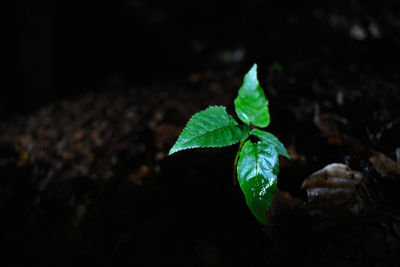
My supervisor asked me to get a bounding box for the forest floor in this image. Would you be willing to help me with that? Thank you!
[1,58,400,266]
[3,3,400,264]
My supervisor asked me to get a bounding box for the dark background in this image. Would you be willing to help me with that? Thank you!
[4,0,400,116]
[2,1,400,266]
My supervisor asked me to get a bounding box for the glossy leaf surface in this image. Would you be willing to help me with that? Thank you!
[237,140,279,225]
[234,64,270,128]
[169,106,249,155]
[250,129,290,159]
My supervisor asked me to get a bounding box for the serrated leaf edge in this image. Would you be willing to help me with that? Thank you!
[169,106,249,155]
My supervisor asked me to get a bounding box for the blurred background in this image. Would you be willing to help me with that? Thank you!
[4,0,400,115]
[2,0,400,266]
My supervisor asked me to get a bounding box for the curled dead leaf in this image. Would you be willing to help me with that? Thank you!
[302,163,364,213]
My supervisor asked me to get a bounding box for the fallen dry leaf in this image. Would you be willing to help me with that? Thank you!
[314,105,343,146]
[369,150,400,177]
[302,163,364,213]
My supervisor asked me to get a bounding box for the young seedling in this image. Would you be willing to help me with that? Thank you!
[169,64,290,225]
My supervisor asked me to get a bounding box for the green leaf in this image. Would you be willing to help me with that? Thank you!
[234,64,270,128]
[250,129,290,159]
[237,140,279,225]
[169,106,249,155]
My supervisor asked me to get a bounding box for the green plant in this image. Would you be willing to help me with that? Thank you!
[169,64,289,225]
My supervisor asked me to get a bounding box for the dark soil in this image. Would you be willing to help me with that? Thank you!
[2,1,400,266]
